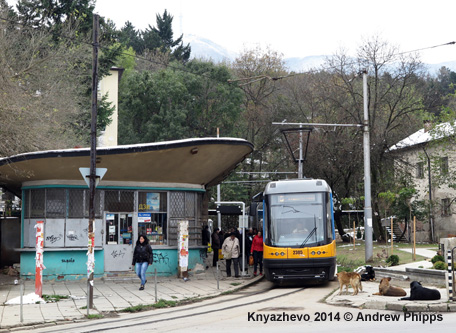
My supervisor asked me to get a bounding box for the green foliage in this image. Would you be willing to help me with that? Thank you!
[386,254,400,266]
[87,314,103,319]
[42,294,69,302]
[431,255,445,264]
[128,10,191,62]
[121,304,149,312]
[433,261,447,270]
[118,60,243,144]
[152,299,178,308]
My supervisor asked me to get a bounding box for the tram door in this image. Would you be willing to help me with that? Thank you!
[104,213,134,271]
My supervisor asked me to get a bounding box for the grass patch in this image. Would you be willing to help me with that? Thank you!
[87,314,103,319]
[120,299,179,313]
[152,299,178,308]
[42,294,69,302]
[336,241,436,271]
[230,282,242,286]
[121,304,150,313]
[171,296,178,299]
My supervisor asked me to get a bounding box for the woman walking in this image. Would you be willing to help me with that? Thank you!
[250,230,263,276]
[132,234,153,290]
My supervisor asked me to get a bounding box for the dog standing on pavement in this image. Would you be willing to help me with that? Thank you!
[400,281,441,301]
[336,271,363,296]
[373,277,406,297]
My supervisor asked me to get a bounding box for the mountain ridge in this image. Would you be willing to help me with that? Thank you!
[183,34,456,73]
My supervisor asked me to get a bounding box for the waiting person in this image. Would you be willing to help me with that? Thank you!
[222,232,240,277]
[211,228,221,267]
[132,234,153,290]
[202,225,211,258]
[250,230,264,276]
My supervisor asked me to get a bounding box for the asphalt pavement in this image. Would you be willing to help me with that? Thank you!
[0,255,261,331]
[1,248,455,331]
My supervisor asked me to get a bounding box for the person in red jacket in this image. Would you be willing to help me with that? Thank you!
[250,230,264,276]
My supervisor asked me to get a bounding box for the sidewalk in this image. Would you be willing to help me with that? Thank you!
[327,247,456,312]
[0,255,262,331]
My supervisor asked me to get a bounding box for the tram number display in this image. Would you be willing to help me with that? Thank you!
[293,250,303,255]
[278,194,316,203]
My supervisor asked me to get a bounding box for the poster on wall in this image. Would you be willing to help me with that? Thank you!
[177,220,189,276]
[147,193,160,211]
[138,212,151,223]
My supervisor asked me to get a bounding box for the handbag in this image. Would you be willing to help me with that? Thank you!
[249,254,254,266]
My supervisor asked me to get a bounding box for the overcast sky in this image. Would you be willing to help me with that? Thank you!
[7,0,456,64]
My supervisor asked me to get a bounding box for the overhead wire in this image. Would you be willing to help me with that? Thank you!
[1,14,455,87]
[0,13,235,87]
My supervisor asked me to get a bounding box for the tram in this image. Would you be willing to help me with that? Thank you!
[262,179,336,284]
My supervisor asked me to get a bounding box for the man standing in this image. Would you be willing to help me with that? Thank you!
[211,228,221,267]
[202,225,211,258]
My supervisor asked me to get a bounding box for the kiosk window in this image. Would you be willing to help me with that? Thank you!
[138,192,167,245]
[106,213,132,245]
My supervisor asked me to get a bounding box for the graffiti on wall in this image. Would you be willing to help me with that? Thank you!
[61,258,75,263]
[46,234,62,244]
[111,249,126,259]
[153,252,170,265]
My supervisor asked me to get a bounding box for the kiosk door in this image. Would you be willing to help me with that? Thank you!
[104,213,134,271]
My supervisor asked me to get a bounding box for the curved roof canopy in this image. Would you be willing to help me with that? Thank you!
[0,138,253,196]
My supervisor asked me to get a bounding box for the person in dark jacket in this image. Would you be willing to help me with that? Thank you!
[132,235,153,290]
[202,225,211,258]
[211,228,221,267]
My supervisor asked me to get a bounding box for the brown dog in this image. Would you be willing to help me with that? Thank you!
[373,277,406,296]
[336,271,363,295]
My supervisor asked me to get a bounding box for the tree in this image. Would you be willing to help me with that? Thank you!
[0,3,89,156]
[118,59,243,144]
[230,46,288,200]
[302,37,427,240]
[118,21,143,54]
[142,10,191,62]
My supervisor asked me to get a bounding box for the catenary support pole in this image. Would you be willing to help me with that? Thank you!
[363,70,373,262]
[87,13,99,310]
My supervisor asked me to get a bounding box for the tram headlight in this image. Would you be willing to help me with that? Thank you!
[280,252,285,256]
[275,252,279,256]
[311,251,315,255]
[317,251,321,255]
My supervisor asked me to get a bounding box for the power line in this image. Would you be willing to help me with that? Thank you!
[0,14,235,87]
[229,41,456,86]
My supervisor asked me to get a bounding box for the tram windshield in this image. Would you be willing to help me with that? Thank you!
[267,192,326,247]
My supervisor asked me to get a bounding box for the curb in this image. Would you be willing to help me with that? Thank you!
[0,275,264,331]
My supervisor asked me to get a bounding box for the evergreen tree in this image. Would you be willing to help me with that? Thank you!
[142,10,191,62]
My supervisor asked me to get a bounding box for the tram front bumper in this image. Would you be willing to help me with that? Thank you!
[264,257,336,282]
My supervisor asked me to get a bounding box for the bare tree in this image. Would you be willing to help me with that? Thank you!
[0,5,92,157]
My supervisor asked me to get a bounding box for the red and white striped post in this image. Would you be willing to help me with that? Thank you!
[35,221,45,297]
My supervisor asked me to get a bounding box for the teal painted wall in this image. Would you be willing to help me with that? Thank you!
[145,248,206,277]
[20,250,104,281]
[20,248,205,280]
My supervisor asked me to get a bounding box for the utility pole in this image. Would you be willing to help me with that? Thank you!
[87,13,99,310]
[363,70,373,262]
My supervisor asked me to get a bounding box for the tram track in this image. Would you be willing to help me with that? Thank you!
[24,282,305,332]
